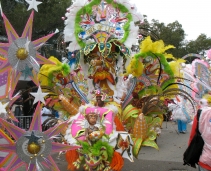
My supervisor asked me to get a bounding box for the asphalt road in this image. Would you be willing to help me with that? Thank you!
[1,121,198,171]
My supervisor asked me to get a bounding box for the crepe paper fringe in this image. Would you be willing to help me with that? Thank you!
[114,116,125,131]
[66,149,79,171]
[110,151,124,171]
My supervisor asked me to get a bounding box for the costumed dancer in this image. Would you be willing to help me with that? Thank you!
[188,94,211,171]
[168,96,192,134]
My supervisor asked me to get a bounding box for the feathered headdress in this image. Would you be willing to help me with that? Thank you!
[38,56,70,86]
[64,0,143,51]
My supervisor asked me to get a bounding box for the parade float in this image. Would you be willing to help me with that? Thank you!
[0,0,207,170]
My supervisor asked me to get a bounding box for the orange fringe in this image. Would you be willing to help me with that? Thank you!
[110,151,124,171]
[175,95,180,102]
[114,116,125,131]
[65,150,79,171]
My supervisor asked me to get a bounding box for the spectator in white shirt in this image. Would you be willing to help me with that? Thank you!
[41,104,54,124]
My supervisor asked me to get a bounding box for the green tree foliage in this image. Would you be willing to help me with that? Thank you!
[186,34,211,56]
[0,0,72,40]
[139,16,211,58]
[152,20,186,57]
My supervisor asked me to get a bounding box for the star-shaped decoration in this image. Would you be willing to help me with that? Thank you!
[25,37,30,52]
[25,0,42,12]
[0,68,10,99]
[0,101,9,115]
[0,8,56,98]
[21,65,33,79]
[0,99,19,121]
[0,9,55,80]
[24,131,42,145]
[0,102,80,170]
[0,2,2,16]
[111,132,134,162]
[30,86,48,105]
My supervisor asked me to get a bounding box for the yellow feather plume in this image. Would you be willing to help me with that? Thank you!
[125,58,144,77]
[140,36,175,55]
[38,56,70,86]
[168,58,186,77]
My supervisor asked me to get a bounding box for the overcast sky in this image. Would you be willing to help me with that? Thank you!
[132,0,211,41]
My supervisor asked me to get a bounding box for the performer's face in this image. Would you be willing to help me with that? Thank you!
[96,96,104,107]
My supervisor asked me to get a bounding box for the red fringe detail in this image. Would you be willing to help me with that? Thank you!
[65,150,79,171]
[110,151,124,171]
[114,116,125,131]
[175,95,180,102]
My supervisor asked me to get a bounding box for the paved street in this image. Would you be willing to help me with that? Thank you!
[1,121,198,171]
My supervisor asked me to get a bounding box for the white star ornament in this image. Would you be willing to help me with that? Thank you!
[25,0,42,12]
[30,86,48,105]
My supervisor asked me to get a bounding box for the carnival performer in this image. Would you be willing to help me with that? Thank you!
[168,96,192,134]
[188,94,211,171]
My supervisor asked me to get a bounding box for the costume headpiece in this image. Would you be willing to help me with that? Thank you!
[64,0,143,52]
[85,107,101,115]
[200,94,211,107]
[92,89,107,101]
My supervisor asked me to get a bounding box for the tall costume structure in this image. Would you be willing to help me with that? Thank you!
[0,0,205,170]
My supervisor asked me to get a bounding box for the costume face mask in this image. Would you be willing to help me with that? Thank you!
[86,113,98,126]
